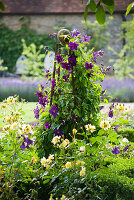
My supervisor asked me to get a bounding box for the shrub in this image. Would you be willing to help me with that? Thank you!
[0,24,55,72]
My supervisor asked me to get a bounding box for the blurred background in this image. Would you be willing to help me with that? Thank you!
[0,0,134,103]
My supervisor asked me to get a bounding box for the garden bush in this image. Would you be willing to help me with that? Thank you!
[0,24,55,73]
[0,29,134,200]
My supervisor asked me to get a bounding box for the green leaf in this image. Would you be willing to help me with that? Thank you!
[125,2,134,16]
[96,5,106,25]
[102,0,114,6]
[0,2,5,11]
[105,4,114,15]
[88,0,96,12]
[84,5,89,21]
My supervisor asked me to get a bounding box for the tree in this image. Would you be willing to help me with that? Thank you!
[84,0,134,25]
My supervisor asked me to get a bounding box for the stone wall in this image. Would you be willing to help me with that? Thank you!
[0,13,132,68]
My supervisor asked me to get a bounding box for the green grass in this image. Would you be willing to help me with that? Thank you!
[0,102,37,125]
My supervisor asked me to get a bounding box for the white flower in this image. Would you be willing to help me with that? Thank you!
[85,124,96,132]
[122,138,129,143]
[47,154,54,163]
[80,146,85,152]
[10,122,19,130]
[52,136,61,145]
[41,157,47,167]
[7,96,15,103]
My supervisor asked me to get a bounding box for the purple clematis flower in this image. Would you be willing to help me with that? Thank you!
[44,121,51,129]
[34,106,40,119]
[49,34,56,40]
[80,34,91,43]
[114,125,119,133]
[20,137,33,149]
[68,53,77,67]
[108,108,113,118]
[49,105,58,118]
[39,96,49,107]
[71,29,80,37]
[62,63,72,71]
[85,62,93,70]
[56,54,64,64]
[71,114,76,120]
[111,146,120,155]
[88,70,94,77]
[98,50,104,56]
[54,128,63,136]
[63,74,69,82]
[123,144,131,152]
[36,91,43,98]
[68,42,79,50]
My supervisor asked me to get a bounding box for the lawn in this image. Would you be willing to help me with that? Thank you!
[0,102,37,124]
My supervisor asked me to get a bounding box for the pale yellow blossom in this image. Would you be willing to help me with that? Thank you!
[10,122,20,130]
[52,136,61,145]
[85,124,96,132]
[100,120,111,130]
[65,162,71,168]
[80,166,86,176]
[41,157,47,167]
[22,124,32,133]
[7,96,15,103]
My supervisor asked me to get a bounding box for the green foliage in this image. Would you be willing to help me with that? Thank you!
[0,96,38,199]
[82,16,113,51]
[84,0,114,24]
[117,127,134,142]
[0,24,55,72]
[21,39,45,76]
[109,20,134,79]
[126,2,134,16]
[34,31,107,158]
[0,2,5,11]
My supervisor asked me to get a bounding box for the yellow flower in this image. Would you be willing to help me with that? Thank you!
[7,96,15,103]
[80,167,86,176]
[41,157,47,167]
[2,125,10,132]
[65,161,71,168]
[76,160,85,166]
[80,146,85,152]
[52,136,61,145]
[85,124,96,132]
[64,138,70,144]
[22,124,32,133]
[117,105,125,112]
[5,117,12,123]
[72,129,77,134]
[100,120,111,130]
[1,103,6,109]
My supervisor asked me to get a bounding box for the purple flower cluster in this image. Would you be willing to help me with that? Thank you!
[123,144,131,152]
[80,34,91,43]
[93,50,104,63]
[63,74,70,82]
[85,62,93,70]
[34,106,40,119]
[71,29,80,37]
[108,103,114,118]
[36,91,43,98]
[49,104,58,118]
[68,53,77,67]
[39,96,49,108]
[68,42,79,51]
[44,121,51,129]
[52,79,56,88]
[111,146,120,155]
[54,128,63,136]
[20,137,33,149]
[56,54,64,64]
[62,63,72,71]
